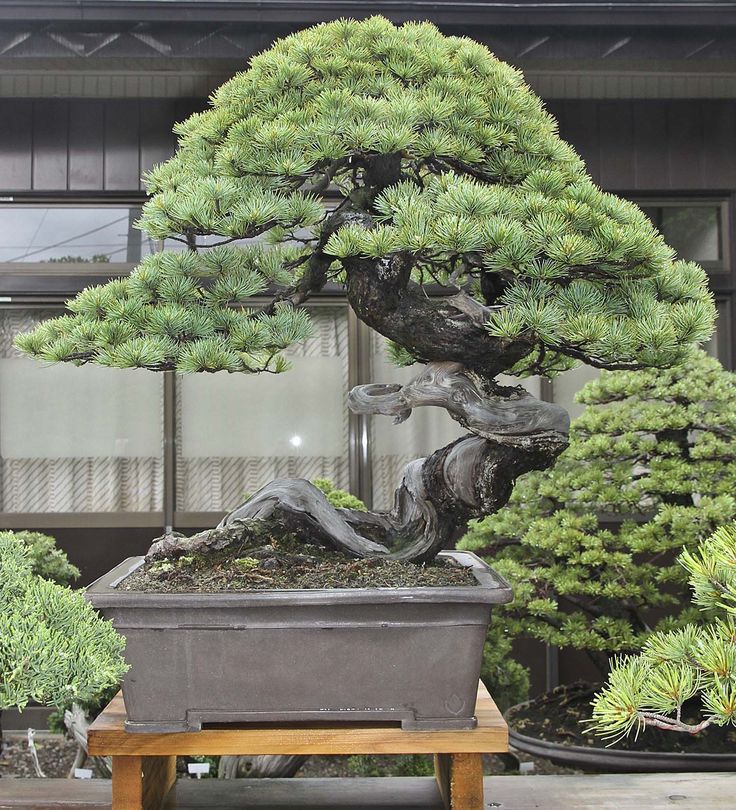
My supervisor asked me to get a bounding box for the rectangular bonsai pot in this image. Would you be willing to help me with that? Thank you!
[86,550,511,733]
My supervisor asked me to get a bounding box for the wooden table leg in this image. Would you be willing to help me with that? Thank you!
[112,755,176,810]
[434,753,484,810]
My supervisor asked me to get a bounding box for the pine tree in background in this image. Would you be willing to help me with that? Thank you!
[460,350,736,695]
[15,17,715,565]
[591,523,736,740]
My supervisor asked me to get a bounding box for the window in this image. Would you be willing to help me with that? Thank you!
[638,201,728,273]
[0,204,156,266]
[0,195,731,524]
[0,308,164,512]
[175,305,350,513]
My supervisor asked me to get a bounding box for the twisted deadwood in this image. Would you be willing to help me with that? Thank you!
[149,361,569,564]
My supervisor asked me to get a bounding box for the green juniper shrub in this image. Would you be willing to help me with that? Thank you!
[591,523,736,741]
[4,530,81,585]
[0,534,127,712]
[460,350,736,695]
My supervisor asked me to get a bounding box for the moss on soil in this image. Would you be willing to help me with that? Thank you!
[120,532,475,592]
[508,681,736,755]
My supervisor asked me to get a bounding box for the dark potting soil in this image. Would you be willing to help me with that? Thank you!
[120,534,475,593]
[507,681,736,755]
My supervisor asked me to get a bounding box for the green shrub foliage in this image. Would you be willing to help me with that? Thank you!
[0,535,127,711]
[311,478,367,511]
[2,529,80,585]
[592,523,736,740]
[15,18,713,377]
[460,351,736,686]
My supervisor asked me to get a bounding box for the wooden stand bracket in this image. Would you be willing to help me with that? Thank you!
[89,681,508,810]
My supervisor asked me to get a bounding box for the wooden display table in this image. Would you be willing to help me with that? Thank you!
[88,681,507,810]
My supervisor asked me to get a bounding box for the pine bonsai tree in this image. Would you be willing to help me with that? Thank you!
[591,523,736,740]
[460,350,736,686]
[0,534,127,712]
[15,17,715,565]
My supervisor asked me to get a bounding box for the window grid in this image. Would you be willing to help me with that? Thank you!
[0,196,732,528]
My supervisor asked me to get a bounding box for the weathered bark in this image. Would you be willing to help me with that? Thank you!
[150,363,568,565]
[218,755,306,779]
[63,704,111,779]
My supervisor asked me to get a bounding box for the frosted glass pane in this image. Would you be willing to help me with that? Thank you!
[177,307,350,512]
[0,361,162,458]
[0,309,163,512]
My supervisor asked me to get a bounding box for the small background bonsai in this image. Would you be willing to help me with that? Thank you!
[9,530,81,586]
[14,16,714,575]
[460,350,736,711]
[591,523,736,742]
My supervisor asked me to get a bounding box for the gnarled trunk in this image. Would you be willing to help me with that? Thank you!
[150,362,568,565]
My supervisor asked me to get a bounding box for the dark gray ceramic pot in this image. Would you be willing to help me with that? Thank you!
[86,550,511,733]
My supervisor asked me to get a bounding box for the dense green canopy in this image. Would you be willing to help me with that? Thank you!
[460,351,736,687]
[16,17,714,376]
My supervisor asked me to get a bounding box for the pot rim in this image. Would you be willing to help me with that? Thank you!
[508,726,736,771]
[86,549,513,608]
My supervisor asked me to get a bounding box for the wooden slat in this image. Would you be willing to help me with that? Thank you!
[103,102,141,191]
[667,101,705,190]
[487,772,736,809]
[0,99,32,190]
[0,779,111,809]
[633,100,669,190]
[597,101,635,191]
[68,101,104,191]
[88,683,507,757]
[1,773,735,809]
[32,99,69,190]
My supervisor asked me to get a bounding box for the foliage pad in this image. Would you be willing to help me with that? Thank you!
[16,17,713,377]
[460,351,736,688]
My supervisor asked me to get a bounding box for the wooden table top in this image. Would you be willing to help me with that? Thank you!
[88,681,508,756]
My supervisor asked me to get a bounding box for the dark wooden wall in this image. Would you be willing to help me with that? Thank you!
[1,98,735,193]
[549,99,736,192]
[0,98,203,193]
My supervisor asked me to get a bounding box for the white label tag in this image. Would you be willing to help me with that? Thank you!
[187,763,210,776]
[74,768,93,779]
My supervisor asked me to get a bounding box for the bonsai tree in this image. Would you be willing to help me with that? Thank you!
[460,351,736,689]
[0,533,127,715]
[7,530,80,585]
[591,523,736,741]
[15,17,715,567]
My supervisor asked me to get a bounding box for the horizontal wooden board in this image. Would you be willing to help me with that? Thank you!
[88,683,507,756]
[2,773,735,809]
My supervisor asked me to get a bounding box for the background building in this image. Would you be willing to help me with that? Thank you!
[0,1,735,689]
